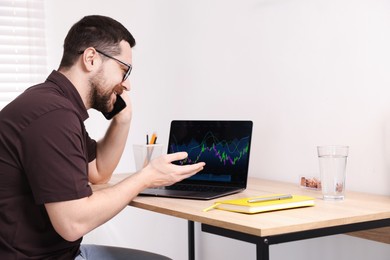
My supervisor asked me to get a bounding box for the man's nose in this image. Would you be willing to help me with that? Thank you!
[121,79,131,91]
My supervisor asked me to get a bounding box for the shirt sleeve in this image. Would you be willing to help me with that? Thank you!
[21,109,93,204]
[85,131,97,163]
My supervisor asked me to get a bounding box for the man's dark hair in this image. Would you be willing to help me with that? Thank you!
[59,15,136,69]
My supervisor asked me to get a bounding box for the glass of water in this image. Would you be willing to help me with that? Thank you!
[317,146,349,200]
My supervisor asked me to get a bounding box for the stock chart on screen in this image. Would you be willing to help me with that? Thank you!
[168,121,253,183]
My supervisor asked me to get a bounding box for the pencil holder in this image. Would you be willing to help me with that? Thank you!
[133,144,164,171]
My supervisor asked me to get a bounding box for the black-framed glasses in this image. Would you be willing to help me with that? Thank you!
[96,50,132,82]
[78,49,132,82]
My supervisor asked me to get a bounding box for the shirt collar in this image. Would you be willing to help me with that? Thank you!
[45,70,89,121]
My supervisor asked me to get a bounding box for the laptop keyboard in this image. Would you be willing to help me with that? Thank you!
[165,184,235,193]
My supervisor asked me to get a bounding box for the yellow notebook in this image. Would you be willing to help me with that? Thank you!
[205,194,315,214]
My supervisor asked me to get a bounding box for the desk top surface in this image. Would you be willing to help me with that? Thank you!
[93,174,390,237]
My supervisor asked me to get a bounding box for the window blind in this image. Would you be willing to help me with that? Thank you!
[0,0,47,109]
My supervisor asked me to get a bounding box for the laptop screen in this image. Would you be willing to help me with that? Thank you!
[167,120,253,187]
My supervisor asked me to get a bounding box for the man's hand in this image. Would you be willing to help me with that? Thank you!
[139,152,205,188]
[113,91,132,124]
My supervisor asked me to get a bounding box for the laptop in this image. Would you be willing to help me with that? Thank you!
[139,120,253,200]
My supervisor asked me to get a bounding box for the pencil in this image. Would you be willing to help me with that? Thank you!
[247,194,292,203]
[149,133,157,144]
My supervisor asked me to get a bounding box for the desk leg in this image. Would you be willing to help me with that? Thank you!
[257,239,269,260]
[188,220,195,260]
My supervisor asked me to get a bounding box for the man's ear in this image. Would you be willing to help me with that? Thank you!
[81,47,100,72]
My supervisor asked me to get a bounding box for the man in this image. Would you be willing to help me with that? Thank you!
[0,15,205,259]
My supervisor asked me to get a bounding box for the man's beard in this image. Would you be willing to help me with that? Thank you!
[89,73,114,113]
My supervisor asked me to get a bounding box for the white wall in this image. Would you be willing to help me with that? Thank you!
[44,0,390,259]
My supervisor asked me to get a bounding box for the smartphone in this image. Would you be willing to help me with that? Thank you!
[102,94,127,120]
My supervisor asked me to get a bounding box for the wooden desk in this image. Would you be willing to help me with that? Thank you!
[93,174,390,260]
